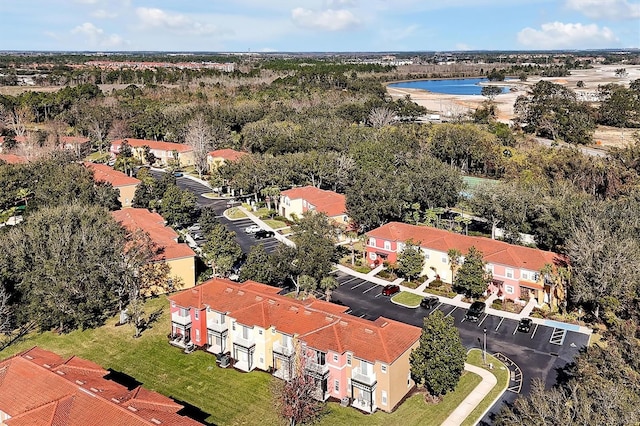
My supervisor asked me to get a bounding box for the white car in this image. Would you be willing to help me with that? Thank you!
[188,223,201,232]
[244,224,261,234]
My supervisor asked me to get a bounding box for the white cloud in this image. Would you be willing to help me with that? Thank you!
[325,0,358,6]
[135,7,223,36]
[565,0,640,20]
[91,9,117,19]
[291,7,360,31]
[517,22,618,48]
[71,22,125,48]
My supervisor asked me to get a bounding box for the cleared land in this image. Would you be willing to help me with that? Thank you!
[387,64,640,147]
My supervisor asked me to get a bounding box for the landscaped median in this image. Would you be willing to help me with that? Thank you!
[391,291,424,308]
[0,297,507,426]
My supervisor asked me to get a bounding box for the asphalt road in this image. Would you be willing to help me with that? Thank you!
[330,271,590,422]
[149,171,281,255]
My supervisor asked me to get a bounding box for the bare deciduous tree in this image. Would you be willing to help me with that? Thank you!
[185,114,214,179]
[368,107,395,128]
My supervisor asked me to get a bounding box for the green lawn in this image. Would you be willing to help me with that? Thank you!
[391,292,423,308]
[461,349,509,426]
[0,297,489,426]
[263,219,287,230]
[225,207,247,219]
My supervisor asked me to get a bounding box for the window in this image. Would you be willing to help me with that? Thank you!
[369,238,376,247]
[334,380,340,393]
[333,354,338,363]
[232,322,236,331]
[258,329,263,335]
[195,329,200,342]
[521,271,530,280]
[486,264,494,274]
[347,354,352,366]
[506,268,514,279]
[194,311,199,320]
[407,373,411,386]
[505,285,515,294]
[369,252,377,260]
[382,390,387,406]
[423,249,430,259]
[171,301,176,308]
[384,241,391,250]
[397,242,405,252]
[441,255,448,264]
[381,364,387,374]
[180,308,189,317]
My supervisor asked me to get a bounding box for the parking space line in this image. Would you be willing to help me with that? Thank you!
[477,313,488,327]
[345,309,352,314]
[362,285,378,294]
[513,325,518,335]
[445,306,457,317]
[374,293,382,298]
[339,277,359,286]
[495,317,504,331]
[351,282,365,290]
[531,323,539,339]
[429,303,443,315]
[358,314,366,318]
[550,328,567,345]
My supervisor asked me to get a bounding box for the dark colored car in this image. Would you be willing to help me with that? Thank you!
[517,318,533,333]
[420,295,439,309]
[464,301,486,322]
[381,284,400,296]
[254,229,275,239]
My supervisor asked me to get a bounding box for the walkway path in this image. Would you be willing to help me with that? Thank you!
[441,364,497,426]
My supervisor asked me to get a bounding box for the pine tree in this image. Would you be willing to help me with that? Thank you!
[410,310,466,398]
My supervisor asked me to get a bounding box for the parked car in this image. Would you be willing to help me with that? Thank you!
[226,199,239,208]
[381,284,400,296]
[188,223,201,232]
[420,295,439,309]
[517,318,533,333]
[464,301,486,322]
[173,171,184,177]
[192,232,205,241]
[245,224,261,234]
[255,229,275,239]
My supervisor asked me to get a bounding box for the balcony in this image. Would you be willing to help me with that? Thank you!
[234,334,255,349]
[171,312,192,326]
[351,368,377,388]
[273,342,295,358]
[305,360,329,378]
[207,319,228,333]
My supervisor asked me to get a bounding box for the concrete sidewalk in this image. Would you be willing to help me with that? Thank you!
[441,363,497,426]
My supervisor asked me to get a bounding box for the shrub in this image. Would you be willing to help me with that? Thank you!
[430,278,444,289]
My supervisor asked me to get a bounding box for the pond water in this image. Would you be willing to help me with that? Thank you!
[388,77,508,96]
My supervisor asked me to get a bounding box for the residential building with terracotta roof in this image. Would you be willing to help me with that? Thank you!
[110,138,194,167]
[0,154,27,164]
[366,222,564,304]
[206,149,248,172]
[112,208,196,290]
[280,186,349,225]
[169,278,421,413]
[85,162,140,207]
[0,347,201,425]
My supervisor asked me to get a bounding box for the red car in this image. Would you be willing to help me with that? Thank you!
[381,284,400,296]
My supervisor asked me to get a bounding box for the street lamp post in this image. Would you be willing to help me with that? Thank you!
[483,328,487,364]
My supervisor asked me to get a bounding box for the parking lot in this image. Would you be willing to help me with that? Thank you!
[330,270,590,403]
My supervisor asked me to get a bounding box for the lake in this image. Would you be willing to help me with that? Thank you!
[388,78,508,96]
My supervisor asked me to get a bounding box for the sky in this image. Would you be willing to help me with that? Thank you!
[0,0,638,52]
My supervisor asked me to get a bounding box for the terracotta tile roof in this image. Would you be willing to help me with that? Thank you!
[0,347,201,426]
[281,186,347,218]
[367,222,562,271]
[0,154,27,164]
[207,149,248,162]
[171,279,420,364]
[111,138,192,153]
[85,162,141,187]
[112,209,195,261]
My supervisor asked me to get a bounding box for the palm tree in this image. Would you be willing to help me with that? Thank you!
[447,248,463,283]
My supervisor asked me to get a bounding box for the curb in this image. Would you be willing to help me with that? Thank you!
[464,349,510,426]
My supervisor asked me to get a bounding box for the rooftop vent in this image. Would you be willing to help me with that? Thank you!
[150,418,162,425]
[364,328,374,334]
[56,370,65,375]
[127,406,138,412]
[339,321,348,327]
[255,296,263,301]
[238,290,245,296]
